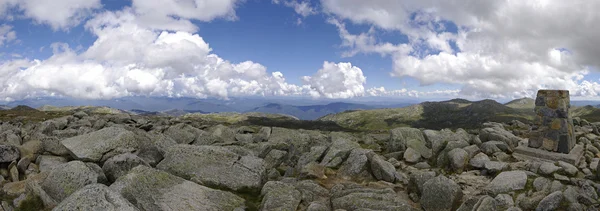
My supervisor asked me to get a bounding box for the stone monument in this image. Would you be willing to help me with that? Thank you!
[528,90,576,153]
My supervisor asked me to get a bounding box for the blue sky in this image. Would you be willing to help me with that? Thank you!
[1,0,416,90]
[1,0,599,101]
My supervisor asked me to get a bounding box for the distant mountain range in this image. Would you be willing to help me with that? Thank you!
[5,97,600,131]
[4,96,600,122]
[249,102,400,120]
[321,98,532,131]
[321,97,600,131]
[0,97,414,120]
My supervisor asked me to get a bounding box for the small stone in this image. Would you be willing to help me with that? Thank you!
[582,168,592,176]
[457,196,481,211]
[234,134,253,142]
[480,142,502,155]
[542,138,558,151]
[264,149,287,170]
[519,192,546,210]
[388,158,401,168]
[563,186,580,204]
[463,145,481,158]
[306,202,329,211]
[558,161,578,176]
[16,157,30,174]
[9,162,18,182]
[73,111,88,119]
[414,162,431,169]
[580,181,598,201]
[493,152,512,162]
[406,138,432,159]
[102,153,150,183]
[325,157,344,168]
[36,155,68,172]
[337,149,370,180]
[369,153,396,183]
[389,127,425,153]
[421,175,463,211]
[539,162,561,175]
[404,148,421,163]
[533,177,551,192]
[469,153,490,168]
[474,196,497,211]
[495,194,514,209]
[485,171,527,196]
[484,161,508,174]
[535,191,563,211]
[553,173,570,182]
[549,180,564,192]
[0,145,20,163]
[448,148,469,173]
[260,181,302,211]
[408,171,436,196]
[267,168,281,181]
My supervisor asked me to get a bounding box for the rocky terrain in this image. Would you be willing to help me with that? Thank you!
[0,106,600,210]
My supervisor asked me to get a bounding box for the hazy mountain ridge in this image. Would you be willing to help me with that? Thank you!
[248,102,381,120]
[2,97,415,120]
[5,97,600,125]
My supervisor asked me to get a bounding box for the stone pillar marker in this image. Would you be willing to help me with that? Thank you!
[528,90,575,153]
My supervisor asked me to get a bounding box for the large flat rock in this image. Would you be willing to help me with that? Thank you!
[61,127,138,162]
[513,144,584,165]
[485,171,527,196]
[157,144,266,192]
[110,165,245,211]
[41,161,100,202]
[53,184,138,211]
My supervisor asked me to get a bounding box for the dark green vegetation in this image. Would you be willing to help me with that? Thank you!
[242,116,358,132]
[320,97,600,131]
[0,106,72,123]
[320,98,536,131]
[403,99,532,130]
[571,105,600,122]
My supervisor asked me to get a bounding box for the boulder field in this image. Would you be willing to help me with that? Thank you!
[0,112,599,210]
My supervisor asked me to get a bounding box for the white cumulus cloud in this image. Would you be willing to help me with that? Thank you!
[0,24,17,46]
[0,9,309,100]
[273,0,317,25]
[0,0,102,30]
[302,61,366,99]
[367,87,460,98]
[131,0,239,32]
[322,0,600,99]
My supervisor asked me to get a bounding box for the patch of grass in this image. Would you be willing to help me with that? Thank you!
[242,116,357,132]
[0,110,72,123]
[236,192,261,211]
[320,99,541,131]
[14,194,48,211]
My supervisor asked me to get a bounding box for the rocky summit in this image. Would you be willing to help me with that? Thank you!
[1,107,600,211]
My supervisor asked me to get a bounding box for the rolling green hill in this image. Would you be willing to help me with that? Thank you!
[319,98,535,131]
[505,97,535,110]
